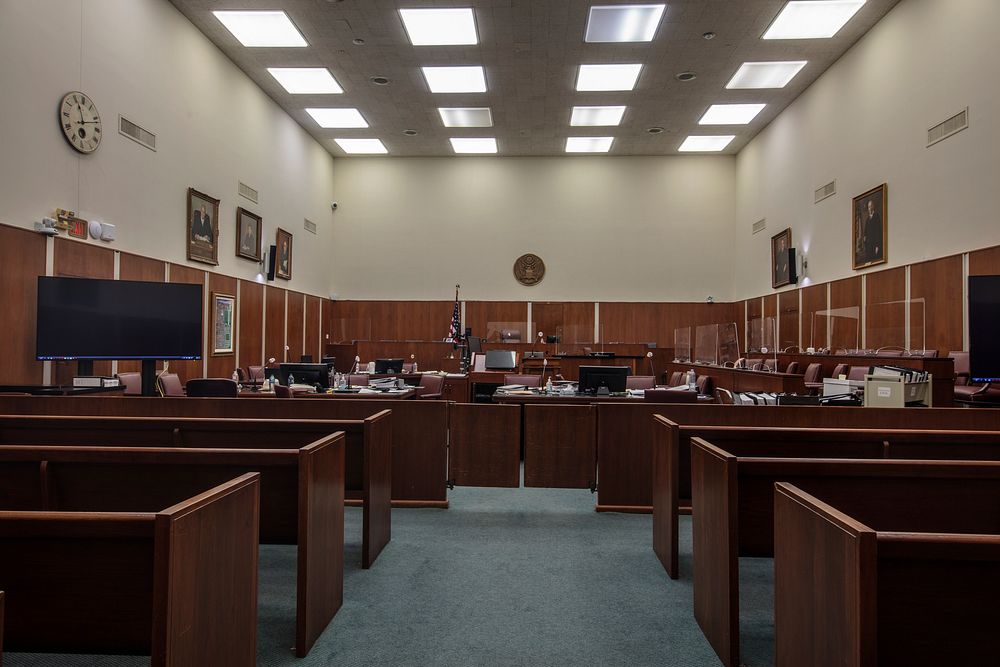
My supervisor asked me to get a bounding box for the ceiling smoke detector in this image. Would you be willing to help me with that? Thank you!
[352,38,366,45]
[403,129,418,136]
[647,126,664,134]
[369,75,390,85]
[675,71,697,81]
[702,31,716,40]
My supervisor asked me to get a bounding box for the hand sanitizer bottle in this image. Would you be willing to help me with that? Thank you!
[545,376,553,393]
[288,373,295,386]
[269,374,276,390]
[687,369,697,390]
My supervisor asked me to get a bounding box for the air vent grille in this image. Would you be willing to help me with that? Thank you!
[238,181,259,204]
[304,218,317,235]
[814,180,836,204]
[118,115,155,151]
[752,218,767,235]
[927,108,968,147]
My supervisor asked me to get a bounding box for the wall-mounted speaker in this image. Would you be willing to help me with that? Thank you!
[266,244,277,281]
[788,248,798,284]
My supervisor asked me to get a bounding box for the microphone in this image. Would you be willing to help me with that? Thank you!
[542,357,548,384]
[646,351,656,382]
[352,355,360,373]
[410,353,416,373]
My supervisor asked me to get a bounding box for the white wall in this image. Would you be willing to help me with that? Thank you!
[0,0,336,297]
[734,0,1000,299]
[329,156,737,302]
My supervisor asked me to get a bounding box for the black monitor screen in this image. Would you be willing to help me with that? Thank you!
[969,275,1000,382]
[36,277,202,360]
[467,336,483,354]
[578,365,630,394]
[278,363,330,388]
[375,358,404,374]
[485,350,516,370]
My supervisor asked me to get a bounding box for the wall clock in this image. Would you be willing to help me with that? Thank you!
[59,91,102,154]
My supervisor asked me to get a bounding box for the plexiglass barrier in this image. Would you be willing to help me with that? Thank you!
[674,327,691,362]
[694,324,719,365]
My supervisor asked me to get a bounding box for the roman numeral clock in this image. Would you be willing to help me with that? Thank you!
[59,91,102,154]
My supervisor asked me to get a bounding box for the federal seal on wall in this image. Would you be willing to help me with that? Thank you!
[513,253,545,286]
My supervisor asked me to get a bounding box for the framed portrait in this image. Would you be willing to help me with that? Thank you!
[211,292,235,356]
[236,207,262,261]
[771,228,793,288]
[852,183,887,270]
[187,187,220,266]
[275,228,292,280]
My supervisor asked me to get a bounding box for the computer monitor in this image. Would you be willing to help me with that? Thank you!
[577,365,630,394]
[467,336,483,354]
[374,358,404,374]
[277,363,329,388]
[485,350,517,370]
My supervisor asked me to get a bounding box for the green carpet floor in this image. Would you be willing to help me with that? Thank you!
[7,483,775,666]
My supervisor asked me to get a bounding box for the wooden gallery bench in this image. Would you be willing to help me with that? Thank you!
[652,416,1000,579]
[0,436,344,658]
[0,473,260,666]
[0,412,391,569]
[775,482,1000,667]
[689,440,1000,667]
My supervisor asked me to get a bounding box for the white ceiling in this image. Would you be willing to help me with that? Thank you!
[168,0,902,157]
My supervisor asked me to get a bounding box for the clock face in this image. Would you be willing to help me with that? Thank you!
[59,92,102,154]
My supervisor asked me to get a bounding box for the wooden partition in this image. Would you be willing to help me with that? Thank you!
[775,483,1000,667]
[0,473,259,666]
[448,403,520,488]
[0,395,447,507]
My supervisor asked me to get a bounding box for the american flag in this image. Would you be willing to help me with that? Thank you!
[447,285,461,342]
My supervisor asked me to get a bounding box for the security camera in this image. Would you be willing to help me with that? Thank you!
[330,202,339,211]
[706,296,714,304]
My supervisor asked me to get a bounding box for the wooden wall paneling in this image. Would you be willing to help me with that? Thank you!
[167,264,207,383]
[909,255,963,355]
[117,252,166,374]
[207,273,238,378]
[800,284,828,350]
[532,302,564,343]
[239,280,264,369]
[829,276,862,352]
[287,291,305,362]
[562,302,596,344]
[52,239,116,383]
[464,301,527,341]
[1,225,47,384]
[762,294,778,350]
[306,296,321,361]
[968,245,1000,276]
[777,289,800,351]
[264,285,286,363]
[390,301,452,341]
[746,297,764,351]
[865,267,906,351]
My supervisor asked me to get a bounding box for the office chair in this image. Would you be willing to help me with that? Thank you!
[117,372,142,396]
[415,374,445,399]
[504,374,540,388]
[626,376,656,390]
[157,373,185,397]
[273,383,294,398]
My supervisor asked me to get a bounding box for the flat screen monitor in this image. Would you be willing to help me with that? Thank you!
[577,365,630,394]
[969,275,1000,382]
[467,336,483,354]
[36,276,202,360]
[375,358,404,374]
[485,350,516,371]
[278,363,330,388]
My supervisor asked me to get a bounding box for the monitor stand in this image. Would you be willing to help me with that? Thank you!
[77,359,94,377]
[596,386,611,396]
[140,359,158,397]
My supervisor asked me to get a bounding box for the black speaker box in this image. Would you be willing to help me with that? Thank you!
[266,244,277,281]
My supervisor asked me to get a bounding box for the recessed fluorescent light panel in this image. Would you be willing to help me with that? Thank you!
[726,61,807,89]
[678,135,736,152]
[438,108,493,128]
[399,8,478,45]
[566,137,614,153]
[570,106,627,126]
[762,1,866,40]
[334,138,388,154]
[212,11,307,47]
[585,4,666,42]
[268,68,343,94]
[450,137,498,154]
[306,108,368,128]
[576,64,643,91]
[422,66,487,93]
[699,104,766,125]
